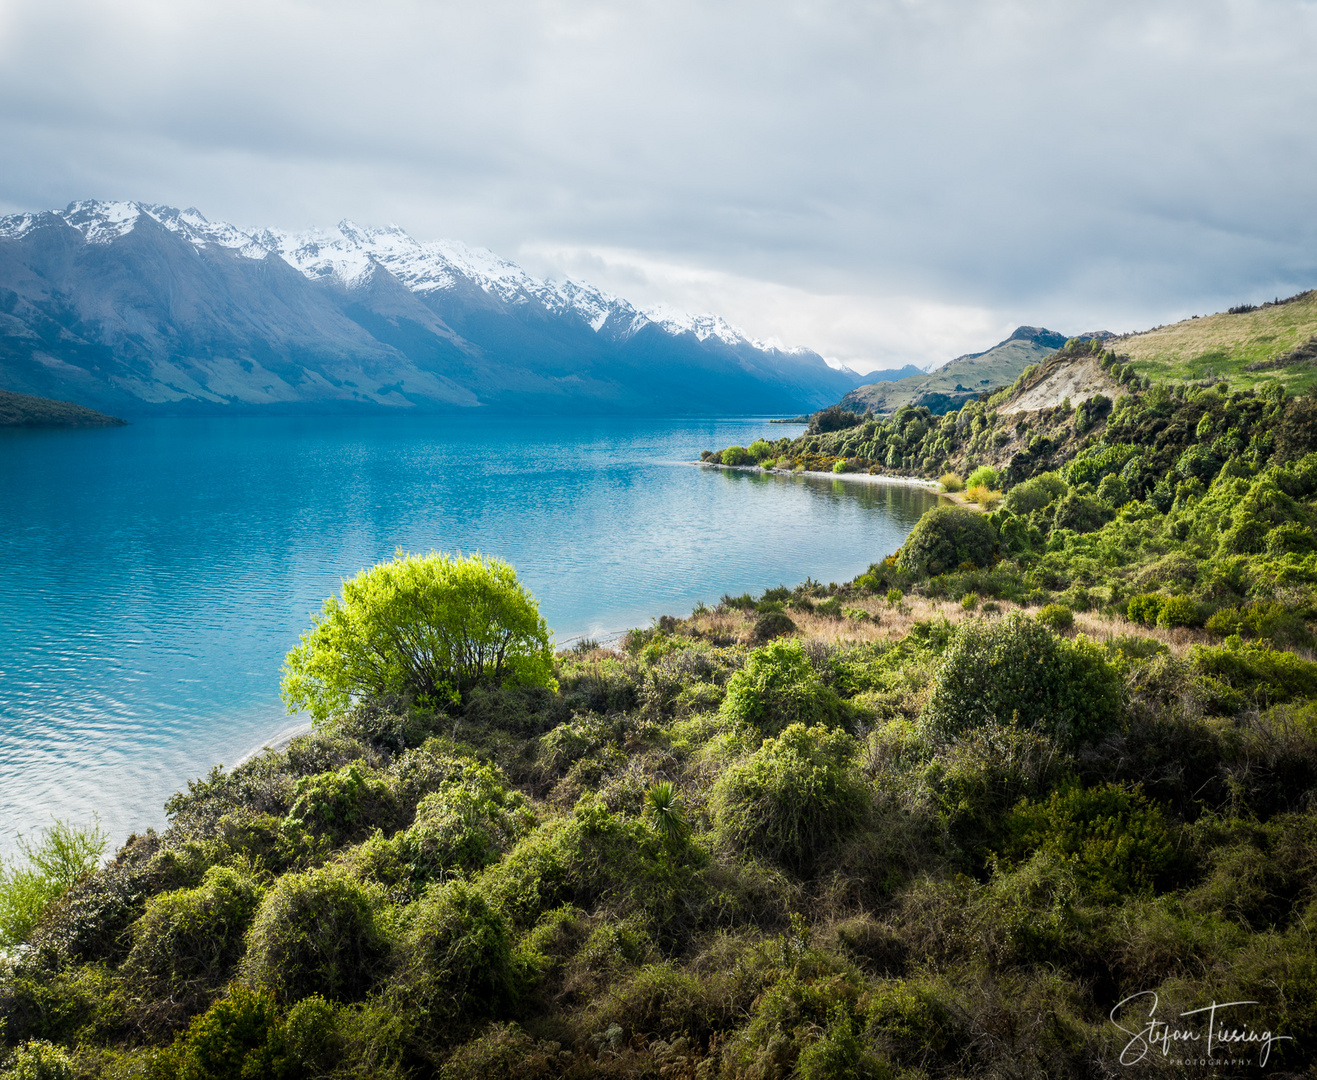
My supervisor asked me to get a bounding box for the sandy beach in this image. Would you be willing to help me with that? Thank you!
[696,460,944,490]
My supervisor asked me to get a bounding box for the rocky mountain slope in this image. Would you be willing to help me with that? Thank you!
[839,326,1069,415]
[0,202,862,415]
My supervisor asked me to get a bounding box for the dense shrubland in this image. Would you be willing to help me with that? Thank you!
[4,383,1317,1077]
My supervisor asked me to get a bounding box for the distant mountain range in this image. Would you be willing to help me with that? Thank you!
[841,326,1074,415]
[0,202,864,416]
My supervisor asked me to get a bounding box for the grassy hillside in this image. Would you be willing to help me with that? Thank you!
[1113,289,1317,394]
[0,389,127,428]
[3,354,1317,1076]
[841,327,1067,416]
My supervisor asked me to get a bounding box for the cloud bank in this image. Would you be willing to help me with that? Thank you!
[1,0,1315,371]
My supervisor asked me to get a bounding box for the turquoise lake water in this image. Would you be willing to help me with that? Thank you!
[0,414,940,854]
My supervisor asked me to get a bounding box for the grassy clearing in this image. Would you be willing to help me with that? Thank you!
[1113,289,1317,394]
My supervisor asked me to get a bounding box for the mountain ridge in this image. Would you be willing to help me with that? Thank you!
[0,201,862,416]
[840,325,1074,415]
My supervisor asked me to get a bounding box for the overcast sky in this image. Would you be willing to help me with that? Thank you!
[2,0,1315,372]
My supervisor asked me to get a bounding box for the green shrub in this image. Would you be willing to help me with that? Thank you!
[720,639,841,736]
[1155,595,1202,629]
[283,762,395,844]
[712,723,868,873]
[1127,593,1164,626]
[832,460,848,474]
[396,880,519,1020]
[1000,782,1178,902]
[124,866,263,1009]
[282,551,556,721]
[1096,472,1129,506]
[747,439,775,462]
[367,763,533,893]
[939,473,964,492]
[1191,643,1317,706]
[6,1041,75,1080]
[898,506,996,575]
[242,865,389,1003]
[752,610,798,642]
[1035,604,1074,632]
[921,613,1122,745]
[721,445,750,466]
[0,819,106,948]
[1051,493,1113,534]
[967,465,999,489]
[1004,472,1068,515]
[151,986,280,1080]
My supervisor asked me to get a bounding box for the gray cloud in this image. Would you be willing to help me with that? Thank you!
[2,0,1315,370]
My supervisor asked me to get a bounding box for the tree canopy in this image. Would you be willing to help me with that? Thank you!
[282,551,555,722]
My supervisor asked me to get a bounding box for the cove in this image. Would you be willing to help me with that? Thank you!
[0,414,940,852]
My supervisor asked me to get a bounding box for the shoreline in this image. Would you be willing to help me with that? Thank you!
[695,460,943,490]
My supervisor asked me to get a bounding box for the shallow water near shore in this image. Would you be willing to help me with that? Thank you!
[0,414,940,854]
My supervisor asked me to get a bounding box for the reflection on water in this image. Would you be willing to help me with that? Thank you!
[0,415,940,854]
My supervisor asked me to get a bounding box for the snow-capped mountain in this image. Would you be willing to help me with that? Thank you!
[0,200,855,415]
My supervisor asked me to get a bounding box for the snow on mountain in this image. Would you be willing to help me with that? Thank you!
[0,200,776,351]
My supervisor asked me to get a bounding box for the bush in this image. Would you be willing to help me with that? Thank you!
[1191,643,1317,706]
[1127,593,1164,626]
[922,613,1122,745]
[898,506,997,575]
[722,445,750,466]
[808,405,863,434]
[124,866,263,1009]
[713,723,868,873]
[1051,493,1113,534]
[242,865,389,1003]
[283,762,396,844]
[0,819,106,948]
[752,610,798,642]
[1000,782,1178,902]
[1004,472,1067,515]
[6,1041,75,1080]
[282,551,556,722]
[151,986,280,1080]
[1036,604,1074,632]
[966,465,999,489]
[939,473,964,492]
[720,639,841,737]
[1155,595,1202,629]
[396,881,519,1020]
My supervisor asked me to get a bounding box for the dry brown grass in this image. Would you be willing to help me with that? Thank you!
[674,596,1222,659]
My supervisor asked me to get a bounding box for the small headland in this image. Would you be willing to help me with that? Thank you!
[0,389,128,428]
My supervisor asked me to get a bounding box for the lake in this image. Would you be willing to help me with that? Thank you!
[0,414,940,854]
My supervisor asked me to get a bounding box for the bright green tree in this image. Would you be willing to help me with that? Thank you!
[282,551,556,722]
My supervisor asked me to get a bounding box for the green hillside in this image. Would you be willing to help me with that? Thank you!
[0,389,127,428]
[1114,289,1317,394]
[842,327,1067,415]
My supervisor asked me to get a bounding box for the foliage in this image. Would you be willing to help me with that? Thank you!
[0,819,106,948]
[712,723,868,873]
[999,782,1178,902]
[1035,603,1074,631]
[242,865,389,1004]
[282,551,555,722]
[966,464,999,489]
[124,866,263,1015]
[5,1041,75,1080]
[395,880,519,1020]
[897,506,996,575]
[719,639,841,736]
[921,613,1122,745]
